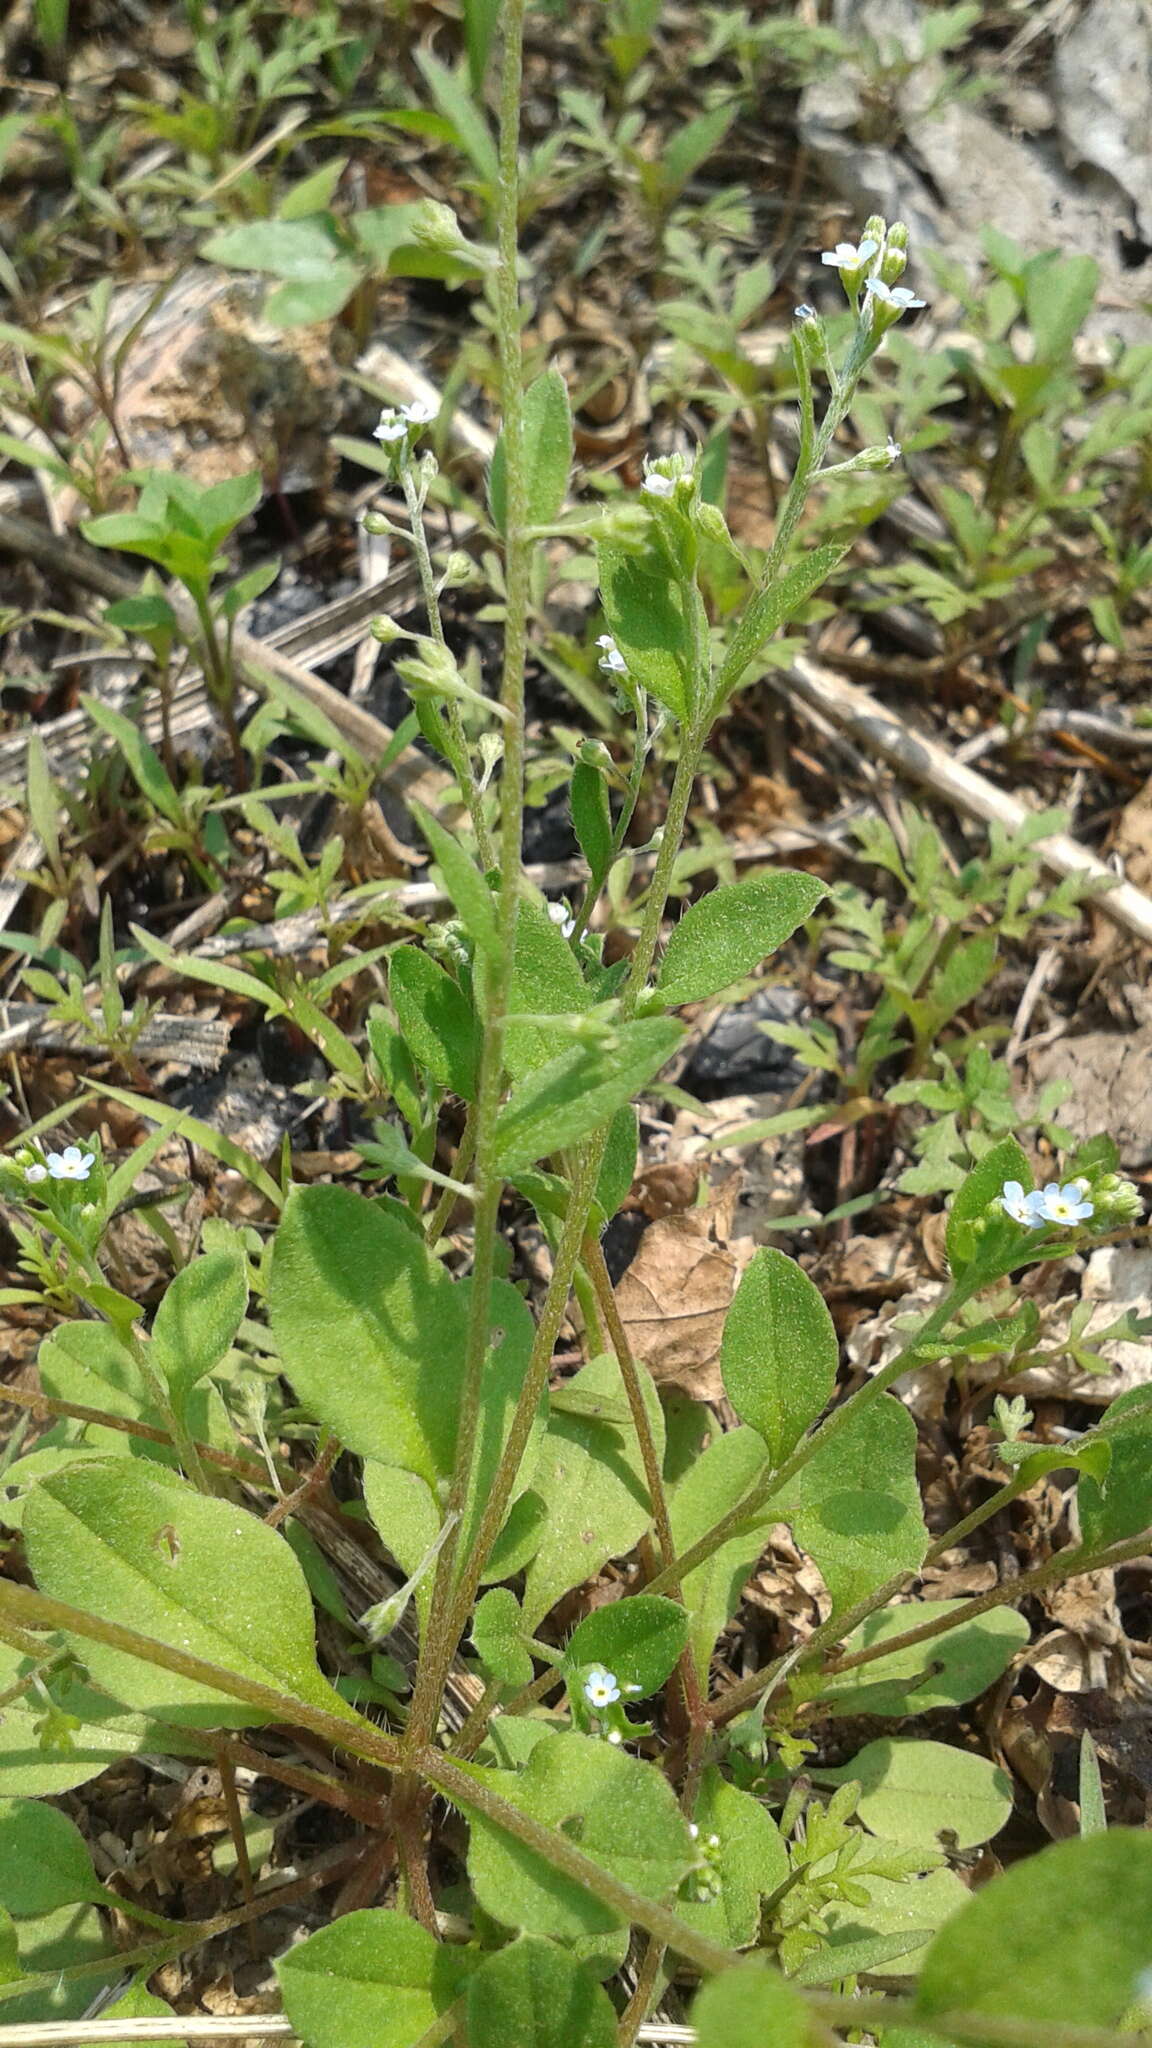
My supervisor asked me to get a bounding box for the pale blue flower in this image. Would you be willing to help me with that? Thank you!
[1035,1180,1094,1226]
[583,1665,621,1709]
[999,1180,1044,1227]
[46,1146,93,1182]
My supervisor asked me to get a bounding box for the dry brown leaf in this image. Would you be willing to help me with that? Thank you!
[614,1179,754,1401]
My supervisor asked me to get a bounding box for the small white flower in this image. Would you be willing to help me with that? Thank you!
[821,238,879,272]
[547,901,577,939]
[403,399,436,426]
[374,409,407,444]
[688,1823,700,1840]
[641,469,675,499]
[1035,1180,1095,1227]
[886,435,902,462]
[606,1727,622,1744]
[998,1180,1043,1228]
[863,278,926,313]
[596,634,628,675]
[23,1161,48,1184]
[46,1146,94,1182]
[583,1665,621,1710]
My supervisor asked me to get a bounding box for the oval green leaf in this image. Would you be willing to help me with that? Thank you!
[721,1247,838,1467]
[23,1462,358,1730]
[657,873,826,1006]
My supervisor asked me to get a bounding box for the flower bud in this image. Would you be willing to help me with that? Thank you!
[370,614,406,644]
[693,499,735,550]
[1091,1174,1144,1226]
[361,510,391,536]
[440,550,475,588]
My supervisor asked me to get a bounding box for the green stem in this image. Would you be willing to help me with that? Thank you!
[924,1466,1038,1565]
[401,0,530,1756]
[400,464,493,869]
[0,1580,401,1772]
[813,1529,1152,1687]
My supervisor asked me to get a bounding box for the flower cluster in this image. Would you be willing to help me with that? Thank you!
[819,219,925,331]
[23,1146,94,1186]
[373,399,436,446]
[999,1178,1094,1229]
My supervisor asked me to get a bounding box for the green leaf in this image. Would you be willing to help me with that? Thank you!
[915,1832,1152,2032]
[150,1245,248,1409]
[277,1908,472,2048]
[0,1643,193,1796]
[388,945,480,1099]
[83,697,184,829]
[562,1595,689,1700]
[467,1936,615,2048]
[494,1018,682,1174]
[360,1462,440,1642]
[820,1739,1013,1850]
[0,1900,112,2026]
[36,1319,231,1471]
[691,1959,811,2048]
[570,760,613,886]
[811,1602,1031,1717]
[1077,1386,1152,1551]
[202,217,351,281]
[0,1798,101,1916]
[91,1082,283,1208]
[945,1135,1031,1278]
[521,1354,664,1629]
[823,1867,970,1978]
[265,272,363,326]
[597,543,694,723]
[414,804,500,960]
[595,1106,638,1223]
[721,1247,838,1466]
[473,1587,535,1686]
[662,102,734,195]
[715,544,845,701]
[676,1766,789,1949]
[658,874,826,1005]
[414,48,500,189]
[490,367,573,533]
[1079,1731,1107,1837]
[22,1461,360,1729]
[462,1730,692,1939]
[671,1425,772,1683]
[269,1187,543,1546]
[481,1488,549,1582]
[504,890,591,1076]
[1025,252,1098,365]
[778,1397,927,1612]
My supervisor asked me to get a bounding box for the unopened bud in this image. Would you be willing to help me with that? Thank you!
[694,499,735,549]
[440,550,474,588]
[370,614,406,645]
